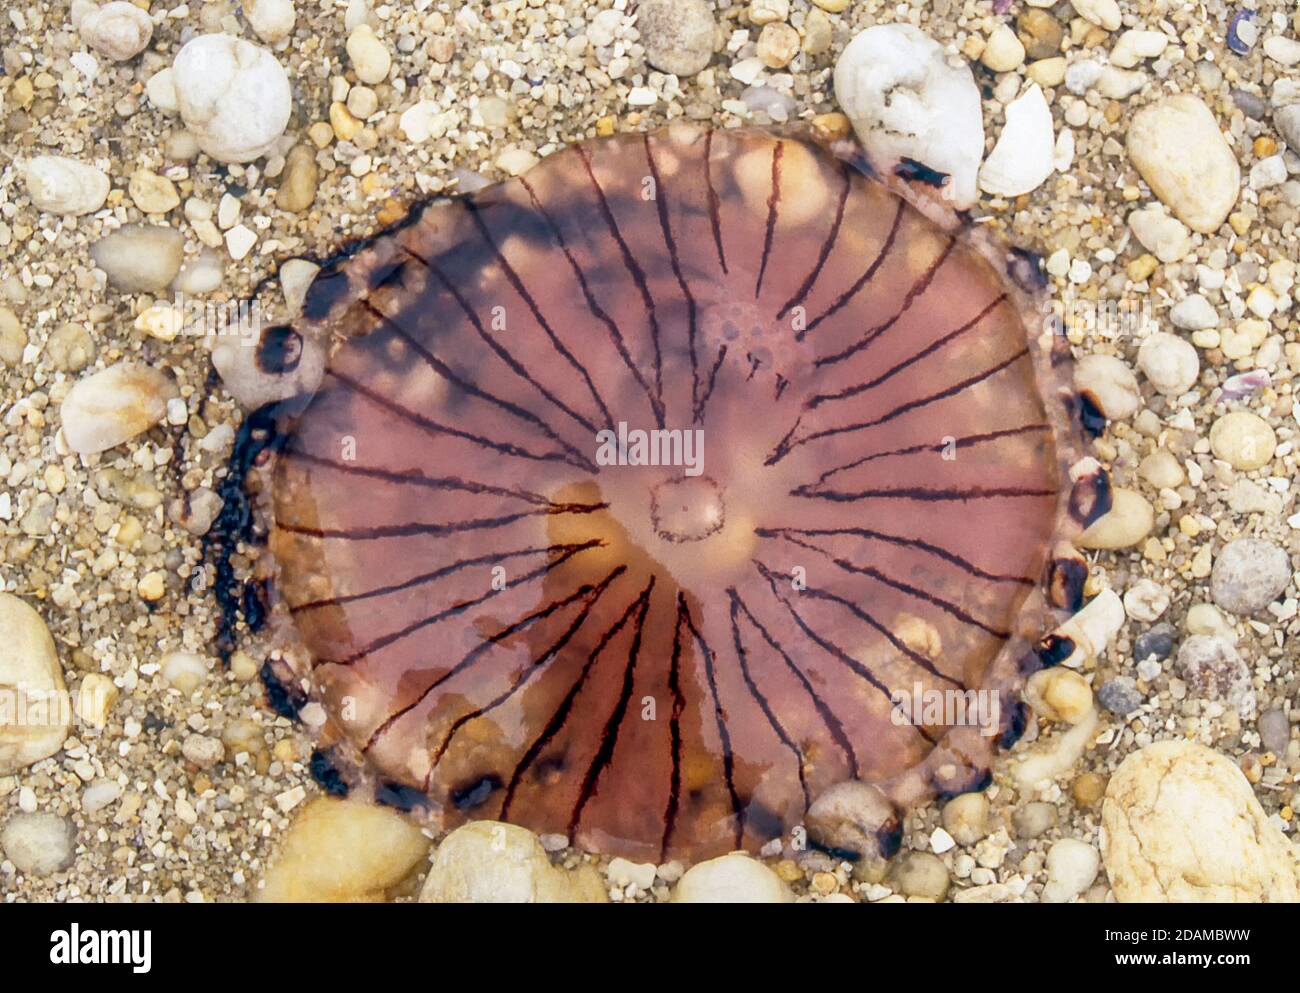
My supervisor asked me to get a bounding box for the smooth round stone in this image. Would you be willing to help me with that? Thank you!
[420,821,606,903]
[346,25,391,84]
[1126,96,1240,233]
[1025,667,1094,724]
[1102,741,1298,901]
[1176,635,1255,718]
[805,780,899,860]
[21,156,111,216]
[1209,411,1276,470]
[941,792,990,846]
[172,34,292,162]
[257,797,431,902]
[1,813,76,877]
[638,0,716,77]
[890,851,950,900]
[1138,449,1184,489]
[981,24,1026,72]
[128,169,180,214]
[1013,801,1056,839]
[1210,537,1291,615]
[1073,353,1140,419]
[245,0,296,44]
[1170,294,1218,330]
[275,145,318,213]
[1070,0,1120,31]
[1042,839,1100,903]
[78,1,153,61]
[1137,331,1199,395]
[59,361,179,455]
[1077,487,1154,549]
[0,594,70,775]
[1123,578,1169,622]
[89,224,185,291]
[673,853,793,903]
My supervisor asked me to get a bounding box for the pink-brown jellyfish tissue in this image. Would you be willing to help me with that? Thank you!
[259,125,1094,863]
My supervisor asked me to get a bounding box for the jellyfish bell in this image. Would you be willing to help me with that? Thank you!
[220,124,1102,864]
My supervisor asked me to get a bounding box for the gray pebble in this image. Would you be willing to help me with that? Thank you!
[1176,634,1256,719]
[638,0,716,77]
[1211,537,1291,615]
[1012,801,1057,839]
[1098,676,1144,715]
[1134,622,1176,662]
[805,780,901,860]
[1258,708,1291,755]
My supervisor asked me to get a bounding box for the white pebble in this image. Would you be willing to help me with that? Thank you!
[834,24,984,208]
[59,361,178,455]
[1137,331,1199,395]
[245,0,296,45]
[346,25,392,85]
[0,594,70,775]
[21,156,110,216]
[172,34,292,162]
[78,1,153,61]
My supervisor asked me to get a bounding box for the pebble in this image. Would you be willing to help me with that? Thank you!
[1,813,76,877]
[1127,204,1191,263]
[160,650,208,693]
[1276,105,1300,151]
[1209,411,1276,470]
[420,821,606,903]
[1136,331,1199,396]
[172,34,292,162]
[74,673,117,729]
[46,322,95,372]
[1012,802,1056,839]
[1025,667,1094,724]
[82,780,122,815]
[278,258,320,314]
[1097,66,1146,100]
[1110,29,1168,68]
[805,780,899,860]
[0,594,71,775]
[257,797,431,901]
[21,156,111,216]
[1264,36,1300,67]
[835,24,984,208]
[78,1,153,61]
[1102,740,1299,901]
[756,23,800,69]
[1077,487,1154,549]
[1123,578,1169,622]
[1017,9,1063,60]
[0,308,26,367]
[607,857,657,891]
[89,224,185,291]
[981,25,1026,72]
[1175,635,1256,719]
[496,147,540,176]
[245,0,296,45]
[979,84,1055,197]
[890,852,950,901]
[1042,839,1099,903]
[1210,537,1291,615]
[59,361,178,455]
[638,0,716,77]
[128,169,180,214]
[346,25,391,85]
[1097,676,1144,715]
[672,852,793,903]
[1126,96,1240,233]
[180,733,225,769]
[941,792,990,846]
[1073,353,1140,419]
[1259,708,1291,755]
[1070,0,1120,31]
[275,143,318,211]
[1169,294,1217,330]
